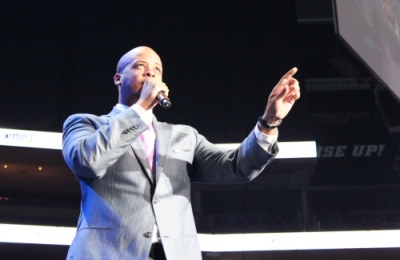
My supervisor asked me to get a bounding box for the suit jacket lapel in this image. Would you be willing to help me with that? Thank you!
[131,139,155,183]
[108,107,172,185]
[108,106,156,184]
[153,117,173,183]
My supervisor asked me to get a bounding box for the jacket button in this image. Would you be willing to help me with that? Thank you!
[144,232,152,238]
[153,198,159,204]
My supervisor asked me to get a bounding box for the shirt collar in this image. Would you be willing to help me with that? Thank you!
[116,103,153,125]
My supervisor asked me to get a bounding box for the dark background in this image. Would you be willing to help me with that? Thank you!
[1,0,400,259]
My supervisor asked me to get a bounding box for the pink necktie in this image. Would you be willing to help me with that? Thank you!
[139,124,156,172]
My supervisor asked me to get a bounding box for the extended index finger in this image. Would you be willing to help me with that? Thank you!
[278,67,298,85]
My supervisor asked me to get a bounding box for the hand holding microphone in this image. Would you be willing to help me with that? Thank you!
[139,79,171,110]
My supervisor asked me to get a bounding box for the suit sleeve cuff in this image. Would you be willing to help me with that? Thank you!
[254,124,278,153]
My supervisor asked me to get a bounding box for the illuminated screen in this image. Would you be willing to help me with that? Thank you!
[334,0,400,100]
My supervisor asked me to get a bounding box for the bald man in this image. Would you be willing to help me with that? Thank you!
[62,46,300,259]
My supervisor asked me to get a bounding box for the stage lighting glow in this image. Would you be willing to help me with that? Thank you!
[0,128,316,159]
[216,141,317,158]
[0,128,62,150]
[0,224,399,250]
[198,230,400,251]
[0,224,76,246]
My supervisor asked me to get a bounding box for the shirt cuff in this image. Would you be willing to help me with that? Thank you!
[254,124,278,154]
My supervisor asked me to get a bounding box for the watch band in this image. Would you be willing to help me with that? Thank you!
[258,116,282,130]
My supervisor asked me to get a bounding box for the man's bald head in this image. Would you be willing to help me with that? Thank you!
[116,46,161,74]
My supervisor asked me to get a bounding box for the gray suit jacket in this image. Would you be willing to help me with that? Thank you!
[62,107,277,260]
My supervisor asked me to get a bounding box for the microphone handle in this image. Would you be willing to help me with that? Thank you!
[157,92,171,108]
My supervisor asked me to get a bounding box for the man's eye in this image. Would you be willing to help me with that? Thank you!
[135,64,145,69]
[155,67,162,73]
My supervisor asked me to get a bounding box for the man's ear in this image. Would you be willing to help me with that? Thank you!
[113,73,121,86]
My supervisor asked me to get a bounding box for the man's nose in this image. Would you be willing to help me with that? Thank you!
[144,70,156,77]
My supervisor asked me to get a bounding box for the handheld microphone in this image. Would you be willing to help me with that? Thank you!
[157,92,171,108]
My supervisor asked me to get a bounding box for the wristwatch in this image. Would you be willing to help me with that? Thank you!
[258,116,282,130]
